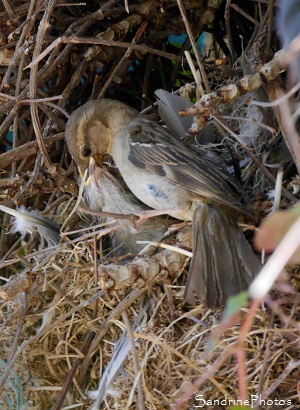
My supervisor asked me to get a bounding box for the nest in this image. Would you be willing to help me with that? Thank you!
[0,1,299,409]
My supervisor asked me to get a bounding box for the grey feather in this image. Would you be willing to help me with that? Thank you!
[185,204,261,307]
[155,89,193,138]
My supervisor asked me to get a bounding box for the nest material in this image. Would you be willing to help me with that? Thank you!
[0,1,299,409]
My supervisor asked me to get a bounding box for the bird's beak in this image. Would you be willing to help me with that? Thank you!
[84,157,96,186]
[87,157,103,185]
[78,157,99,185]
[86,157,107,189]
[78,166,90,186]
[78,166,86,180]
[88,157,97,175]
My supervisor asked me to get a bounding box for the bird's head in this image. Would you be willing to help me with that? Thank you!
[65,100,116,173]
[66,99,138,174]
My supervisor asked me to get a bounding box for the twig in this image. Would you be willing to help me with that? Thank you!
[52,332,95,410]
[26,36,183,70]
[122,312,145,410]
[0,0,43,92]
[12,47,26,176]
[262,360,300,399]
[176,0,210,93]
[211,115,297,204]
[225,0,236,63]
[0,176,21,187]
[92,234,99,320]
[180,49,287,129]
[29,0,57,173]
[77,288,146,386]
[6,293,28,366]
[0,133,64,168]
[274,88,300,175]
[184,50,204,97]
[0,290,106,396]
[230,3,259,27]
[250,81,300,107]
[136,241,192,257]
[79,205,184,221]
[266,0,276,55]
[174,351,232,409]
[61,168,88,231]
[98,21,148,98]
[2,0,18,21]
[256,313,275,402]
[0,93,64,104]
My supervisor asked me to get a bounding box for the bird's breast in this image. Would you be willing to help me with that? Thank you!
[131,175,193,220]
[117,161,193,219]
[111,132,194,220]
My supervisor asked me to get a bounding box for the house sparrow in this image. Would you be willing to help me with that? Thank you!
[65,99,261,307]
[84,157,168,257]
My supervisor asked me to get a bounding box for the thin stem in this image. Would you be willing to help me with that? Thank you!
[176,0,210,93]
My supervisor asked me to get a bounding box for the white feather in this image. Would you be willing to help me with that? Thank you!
[0,205,60,246]
[88,304,149,408]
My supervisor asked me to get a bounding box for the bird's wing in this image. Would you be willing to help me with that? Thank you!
[126,117,243,211]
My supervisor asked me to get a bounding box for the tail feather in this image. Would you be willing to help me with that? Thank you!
[184,204,261,308]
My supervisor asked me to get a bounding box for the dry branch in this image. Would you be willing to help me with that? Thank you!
[180,50,287,131]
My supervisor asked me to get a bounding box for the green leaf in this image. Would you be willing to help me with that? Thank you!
[0,359,24,410]
[222,292,249,321]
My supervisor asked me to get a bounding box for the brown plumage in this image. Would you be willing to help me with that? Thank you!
[66,99,261,307]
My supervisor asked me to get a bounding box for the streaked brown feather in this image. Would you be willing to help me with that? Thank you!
[127,117,243,211]
[185,204,261,307]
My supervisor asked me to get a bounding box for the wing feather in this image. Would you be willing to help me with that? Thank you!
[127,117,243,211]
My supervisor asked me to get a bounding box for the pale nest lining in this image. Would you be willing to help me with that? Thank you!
[0,212,299,409]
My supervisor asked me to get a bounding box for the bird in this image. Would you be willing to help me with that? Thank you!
[65,99,261,307]
[83,157,168,257]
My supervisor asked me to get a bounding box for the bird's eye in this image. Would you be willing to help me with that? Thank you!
[82,145,93,158]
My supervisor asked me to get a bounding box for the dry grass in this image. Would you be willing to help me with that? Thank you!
[0,1,299,409]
